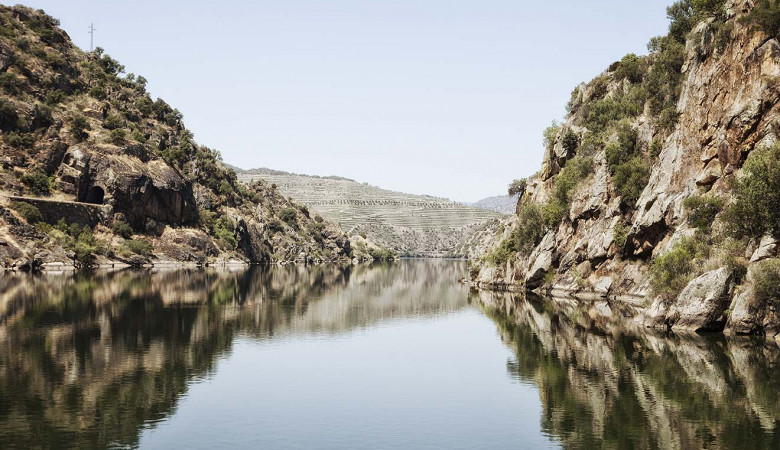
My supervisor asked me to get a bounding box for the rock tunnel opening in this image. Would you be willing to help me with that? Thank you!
[84,186,105,205]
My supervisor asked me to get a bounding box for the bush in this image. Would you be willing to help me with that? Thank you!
[112,220,134,238]
[0,98,20,131]
[614,54,645,83]
[612,158,650,207]
[122,238,153,256]
[89,86,106,100]
[604,124,651,207]
[368,247,395,261]
[279,208,298,227]
[109,128,126,144]
[4,132,34,148]
[103,115,124,130]
[507,179,527,197]
[683,194,723,231]
[740,0,780,38]
[46,89,66,105]
[488,203,546,266]
[613,221,628,250]
[70,115,90,141]
[20,170,52,196]
[725,144,780,239]
[650,236,707,300]
[217,180,233,196]
[11,202,43,224]
[561,129,579,154]
[543,122,560,151]
[267,219,285,234]
[545,155,594,226]
[753,258,780,305]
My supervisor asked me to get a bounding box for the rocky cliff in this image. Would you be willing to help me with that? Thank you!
[472,0,780,336]
[0,5,386,269]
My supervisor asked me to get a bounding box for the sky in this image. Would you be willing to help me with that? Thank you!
[12,0,672,202]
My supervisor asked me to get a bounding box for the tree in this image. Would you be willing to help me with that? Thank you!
[70,115,90,141]
[508,179,527,197]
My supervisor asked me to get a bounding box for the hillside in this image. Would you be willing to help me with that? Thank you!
[467,194,519,214]
[0,5,386,269]
[235,167,503,257]
[472,0,780,335]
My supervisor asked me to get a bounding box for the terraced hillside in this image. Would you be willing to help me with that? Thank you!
[234,167,503,257]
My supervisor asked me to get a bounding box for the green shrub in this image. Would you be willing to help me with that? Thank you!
[489,203,546,266]
[70,115,90,141]
[112,220,134,238]
[109,128,126,144]
[613,221,628,250]
[612,157,650,207]
[122,238,153,256]
[604,124,650,208]
[544,156,594,226]
[507,178,527,197]
[209,216,237,250]
[725,144,780,239]
[46,89,66,105]
[217,180,233,196]
[61,225,104,269]
[11,202,43,224]
[4,132,35,148]
[0,98,20,131]
[561,130,579,154]
[740,0,780,38]
[267,218,285,234]
[368,247,395,261]
[20,170,52,196]
[753,258,780,305]
[279,208,298,227]
[543,122,560,151]
[89,86,106,100]
[0,72,21,94]
[650,236,708,300]
[103,115,124,130]
[683,194,723,231]
[614,53,645,83]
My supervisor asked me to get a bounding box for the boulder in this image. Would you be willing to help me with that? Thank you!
[668,267,733,332]
[750,235,778,263]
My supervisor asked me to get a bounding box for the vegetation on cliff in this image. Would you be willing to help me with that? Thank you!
[0,5,392,268]
[474,0,780,335]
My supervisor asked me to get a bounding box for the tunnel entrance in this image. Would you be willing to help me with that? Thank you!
[84,186,105,205]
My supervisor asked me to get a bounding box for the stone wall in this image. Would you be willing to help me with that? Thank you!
[8,196,112,227]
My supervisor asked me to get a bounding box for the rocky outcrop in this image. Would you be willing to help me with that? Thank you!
[0,6,389,268]
[471,1,780,335]
[668,267,734,332]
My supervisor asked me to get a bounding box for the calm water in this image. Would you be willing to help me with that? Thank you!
[0,261,778,449]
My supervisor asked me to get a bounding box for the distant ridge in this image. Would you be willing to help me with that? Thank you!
[232,166,503,257]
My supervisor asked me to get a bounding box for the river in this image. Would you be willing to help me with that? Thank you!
[0,260,777,449]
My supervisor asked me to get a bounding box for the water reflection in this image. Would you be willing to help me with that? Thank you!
[475,290,780,450]
[2,261,779,449]
[0,261,469,449]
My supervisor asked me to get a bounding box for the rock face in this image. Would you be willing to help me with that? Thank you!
[471,1,780,335]
[0,5,381,268]
[668,268,733,332]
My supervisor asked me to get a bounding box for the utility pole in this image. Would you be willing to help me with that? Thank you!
[88,23,95,51]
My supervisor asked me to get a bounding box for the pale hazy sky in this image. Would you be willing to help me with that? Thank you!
[14,0,671,201]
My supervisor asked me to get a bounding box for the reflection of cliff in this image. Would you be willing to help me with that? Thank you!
[0,260,468,448]
[476,291,780,450]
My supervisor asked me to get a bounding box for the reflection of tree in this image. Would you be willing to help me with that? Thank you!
[0,260,469,448]
[475,290,780,450]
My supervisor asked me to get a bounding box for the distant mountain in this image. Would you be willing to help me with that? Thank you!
[233,167,502,257]
[467,195,518,215]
